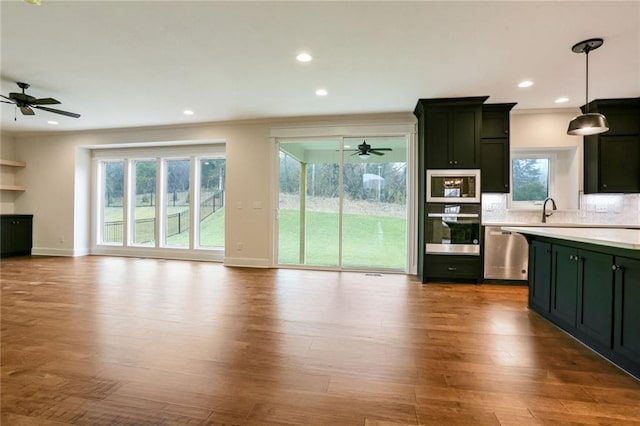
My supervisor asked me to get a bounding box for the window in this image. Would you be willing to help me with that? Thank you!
[101,160,124,244]
[510,152,554,207]
[93,145,225,258]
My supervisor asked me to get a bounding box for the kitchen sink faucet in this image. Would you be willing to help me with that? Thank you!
[542,197,557,223]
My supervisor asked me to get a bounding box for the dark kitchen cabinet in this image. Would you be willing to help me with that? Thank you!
[424,254,480,281]
[0,214,33,258]
[480,103,516,193]
[613,256,640,373]
[576,250,614,349]
[413,97,488,282]
[583,97,640,194]
[526,234,640,379]
[550,245,579,329]
[529,240,552,313]
[415,97,487,170]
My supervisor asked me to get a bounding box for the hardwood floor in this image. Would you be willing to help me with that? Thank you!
[1,256,639,425]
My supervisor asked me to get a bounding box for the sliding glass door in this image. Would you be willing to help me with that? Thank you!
[277,136,407,271]
[278,139,340,267]
[342,137,407,269]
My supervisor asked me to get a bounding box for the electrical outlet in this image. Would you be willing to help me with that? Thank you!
[59,235,65,243]
[596,206,608,213]
[237,242,243,251]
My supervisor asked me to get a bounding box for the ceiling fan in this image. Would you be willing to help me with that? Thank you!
[345,141,392,159]
[1,82,81,119]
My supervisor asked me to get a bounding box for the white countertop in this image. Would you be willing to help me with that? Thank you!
[485,222,640,229]
[503,227,640,251]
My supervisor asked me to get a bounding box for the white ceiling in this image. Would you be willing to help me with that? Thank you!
[1,1,638,134]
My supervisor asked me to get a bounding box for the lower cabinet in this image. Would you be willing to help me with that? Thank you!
[529,240,551,312]
[577,250,614,349]
[551,245,579,328]
[424,254,480,282]
[527,238,640,378]
[613,257,640,373]
[0,214,33,258]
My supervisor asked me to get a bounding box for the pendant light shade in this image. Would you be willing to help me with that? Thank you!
[567,38,609,136]
[567,112,609,135]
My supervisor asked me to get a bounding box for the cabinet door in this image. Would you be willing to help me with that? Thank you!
[613,256,640,365]
[480,138,509,193]
[551,245,578,328]
[599,136,640,193]
[576,249,614,348]
[529,240,552,312]
[451,109,479,168]
[425,110,451,169]
[12,217,32,254]
[481,112,509,138]
[0,217,12,255]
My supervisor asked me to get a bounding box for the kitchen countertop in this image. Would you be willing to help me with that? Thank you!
[502,226,640,251]
[484,221,640,229]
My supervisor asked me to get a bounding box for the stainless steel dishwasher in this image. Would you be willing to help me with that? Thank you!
[483,226,529,280]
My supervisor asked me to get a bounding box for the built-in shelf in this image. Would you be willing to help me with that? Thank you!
[0,159,26,168]
[0,184,26,191]
[1,159,27,191]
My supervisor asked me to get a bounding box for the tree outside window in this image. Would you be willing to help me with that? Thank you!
[512,158,549,202]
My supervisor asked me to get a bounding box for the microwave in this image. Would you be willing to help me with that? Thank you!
[426,169,480,203]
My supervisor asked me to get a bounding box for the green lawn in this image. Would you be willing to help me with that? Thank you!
[103,207,406,269]
[278,209,406,269]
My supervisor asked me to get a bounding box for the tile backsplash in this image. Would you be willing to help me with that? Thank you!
[482,193,640,226]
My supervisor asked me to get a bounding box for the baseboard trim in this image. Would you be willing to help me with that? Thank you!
[32,247,88,257]
[224,257,271,268]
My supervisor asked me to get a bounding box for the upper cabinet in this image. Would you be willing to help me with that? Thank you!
[480,103,516,193]
[583,98,640,194]
[414,97,487,170]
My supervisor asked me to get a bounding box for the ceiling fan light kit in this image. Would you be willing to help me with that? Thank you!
[567,37,609,136]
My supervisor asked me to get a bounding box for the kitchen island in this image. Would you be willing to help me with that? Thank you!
[504,226,640,379]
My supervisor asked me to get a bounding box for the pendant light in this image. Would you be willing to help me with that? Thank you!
[567,38,609,136]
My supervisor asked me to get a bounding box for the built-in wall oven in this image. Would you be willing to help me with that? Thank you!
[425,203,481,255]
[426,169,480,203]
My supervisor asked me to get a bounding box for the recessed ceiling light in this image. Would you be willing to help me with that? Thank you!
[296,53,312,63]
[183,110,194,115]
[555,97,569,103]
[518,80,534,88]
[47,120,58,125]
[315,89,328,96]
[344,145,351,148]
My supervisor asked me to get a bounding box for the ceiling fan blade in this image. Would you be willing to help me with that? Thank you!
[372,148,392,151]
[1,100,16,104]
[1,94,14,102]
[370,150,384,156]
[33,105,81,118]
[20,106,35,115]
[31,97,61,105]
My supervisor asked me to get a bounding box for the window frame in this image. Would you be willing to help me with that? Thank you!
[91,144,225,261]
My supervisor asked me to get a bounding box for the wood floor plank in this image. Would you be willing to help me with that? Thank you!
[2,255,639,425]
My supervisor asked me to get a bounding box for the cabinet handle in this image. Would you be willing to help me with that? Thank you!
[504,129,509,134]
[447,267,457,271]
[454,161,458,165]
[545,249,551,254]
[612,265,623,271]
[504,184,508,188]
[602,184,608,188]
[449,161,453,165]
